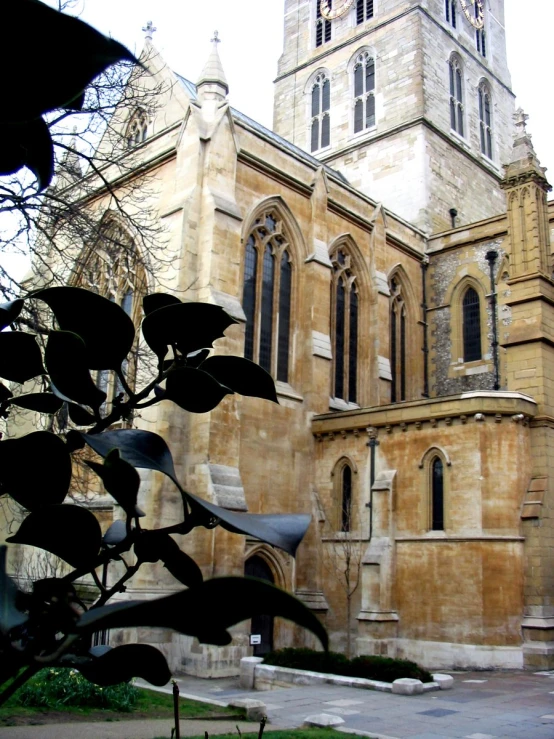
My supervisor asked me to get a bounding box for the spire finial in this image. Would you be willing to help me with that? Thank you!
[514,107,529,138]
[142,21,157,42]
[211,30,220,44]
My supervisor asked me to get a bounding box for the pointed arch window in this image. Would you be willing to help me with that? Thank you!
[431,457,444,531]
[311,73,331,152]
[462,287,482,362]
[356,0,374,24]
[478,82,492,159]
[126,109,148,148]
[316,0,332,47]
[341,464,353,532]
[449,56,464,136]
[332,248,358,403]
[242,211,293,383]
[445,0,456,28]
[353,52,375,134]
[390,277,407,402]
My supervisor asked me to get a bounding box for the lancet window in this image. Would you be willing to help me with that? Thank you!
[242,211,292,383]
[431,457,444,531]
[353,52,375,134]
[315,0,332,47]
[311,73,331,152]
[390,277,407,403]
[462,287,482,362]
[126,109,148,148]
[478,82,492,159]
[449,55,464,136]
[356,0,374,24]
[341,464,353,532]
[331,248,358,403]
[445,0,456,28]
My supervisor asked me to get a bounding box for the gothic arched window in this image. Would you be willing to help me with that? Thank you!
[315,0,332,47]
[445,0,456,28]
[449,55,464,136]
[390,277,407,403]
[353,52,375,134]
[341,464,353,532]
[126,109,148,148]
[462,287,482,362]
[431,457,444,531]
[311,73,331,152]
[242,211,293,383]
[331,248,358,403]
[356,0,374,24]
[478,82,492,159]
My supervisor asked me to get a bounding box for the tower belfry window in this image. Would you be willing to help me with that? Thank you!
[449,56,464,136]
[478,82,492,159]
[356,0,374,24]
[311,73,331,152]
[353,52,375,134]
[316,0,332,47]
[332,248,358,403]
[445,0,456,28]
[475,3,486,56]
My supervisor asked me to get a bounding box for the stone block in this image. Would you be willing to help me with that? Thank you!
[392,678,425,695]
[239,656,263,690]
[432,673,454,690]
[228,698,267,721]
[303,713,345,728]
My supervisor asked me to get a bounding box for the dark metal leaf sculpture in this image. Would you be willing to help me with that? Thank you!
[45,331,106,409]
[141,302,237,363]
[102,520,128,546]
[86,449,141,516]
[201,356,279,404]
[0,546,27,635]
[0,384,12,403]
[0,300,24,332]
[77,644,171,687]
[163,367,232,413]
[6,505,102,569]
[67,402,96,427]
[0,431,71,510]
[33,287,135,370]
[8,393,63,415]
[0,119,54,189]
[76,576,328,650]
[134,532,203,588]
[142,293,181,317]
[0,332,44,384]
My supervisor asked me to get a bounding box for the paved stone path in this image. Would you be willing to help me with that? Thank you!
[1,669,554,738]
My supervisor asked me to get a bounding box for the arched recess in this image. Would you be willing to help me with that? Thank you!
[330,456,358,532]
[329,234,373,407]
[446,275,488,366]
[387,263,418,402]
[419,446,450,532]
[240,198,306,386]
[244,546,288,656]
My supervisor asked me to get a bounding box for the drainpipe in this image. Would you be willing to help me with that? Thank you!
[421,257,430,398]
[366,427,379,541]
[485,249,500,390]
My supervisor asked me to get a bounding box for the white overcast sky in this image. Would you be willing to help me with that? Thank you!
[69,0,552,180]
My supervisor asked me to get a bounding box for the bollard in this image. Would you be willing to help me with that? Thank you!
[172,679,180,739]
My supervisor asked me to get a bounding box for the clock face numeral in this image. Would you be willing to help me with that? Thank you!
[459,0,485,29]
[320,0,355,20]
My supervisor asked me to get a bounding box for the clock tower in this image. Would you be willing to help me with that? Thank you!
[273,0,515,232]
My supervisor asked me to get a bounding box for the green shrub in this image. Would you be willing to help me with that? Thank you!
[16,668,140,712]
[263,648,433,683]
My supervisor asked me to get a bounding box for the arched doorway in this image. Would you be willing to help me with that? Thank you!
[245,555,275,656]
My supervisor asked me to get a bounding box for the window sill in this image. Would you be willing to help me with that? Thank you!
[275,381,304,403]
[312,143,332,156]
[449,360,492,378]
[449,129,469,149]
[350,125,377,141]
[329,397,360,412]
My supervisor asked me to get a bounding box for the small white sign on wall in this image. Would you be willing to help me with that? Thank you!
[250,634,262,646]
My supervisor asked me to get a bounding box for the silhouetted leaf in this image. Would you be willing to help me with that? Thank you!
[163,367,232,413]
[76,577,328,650]
[201,356,278,403]
[86,449,140,515]
[134,532,203,588]
[142,293,181,317]
[163,548,203,589]
[1,0,137,123]
[185,349,210,368]
[8,393,63,414]
[67,403,96,427]
[0,384,12,403]
[0,332,44,384]
[0,300,24,331]
[103,520,128,546]
[0,118,54,190]
[0,546,27,635]
[0,431,71,510]
[6,505,102,569]
[45,331,106,409]
[142,302,237,363]
[79,644,171,687]
[80,429,178,486]
[33,287,135,370]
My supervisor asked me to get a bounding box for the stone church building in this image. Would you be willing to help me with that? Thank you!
[20,0,554,675]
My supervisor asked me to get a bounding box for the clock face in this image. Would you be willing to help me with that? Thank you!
[320,0,355,20]
[459,0,485,30]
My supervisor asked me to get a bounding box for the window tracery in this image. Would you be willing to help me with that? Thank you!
[449,55,464,136]
[478,81,492,159]
[331,248,358,403]
[353,52,375,134]
[242,211,292,383]
[390,277,407,403]
[126,109,148,148]
[311,73,331,152]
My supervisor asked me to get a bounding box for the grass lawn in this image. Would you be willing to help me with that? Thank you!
[0,687,245,727]
[153,731,360,739]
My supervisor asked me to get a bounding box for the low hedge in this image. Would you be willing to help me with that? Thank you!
[263,648,433,683]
